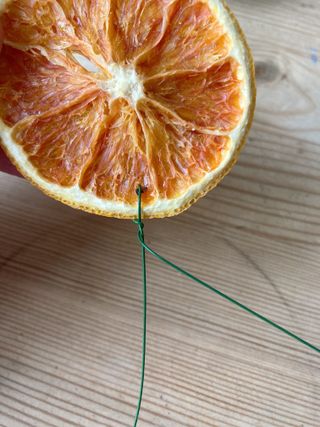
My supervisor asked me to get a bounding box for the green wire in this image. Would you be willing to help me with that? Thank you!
[132,186,319,426]
[132,187,147,427]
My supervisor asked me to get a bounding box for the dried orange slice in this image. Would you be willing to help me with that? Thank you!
[0,0,255,218]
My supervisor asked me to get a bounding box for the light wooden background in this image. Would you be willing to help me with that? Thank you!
[1,0,320,426]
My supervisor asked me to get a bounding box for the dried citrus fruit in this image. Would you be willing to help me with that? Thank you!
[0,0,255,218]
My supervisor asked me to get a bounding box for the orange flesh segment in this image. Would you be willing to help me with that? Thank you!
[138,100,230,198]
[0,46,98,127]
[2,0,77,50]
[137,0,230,76]
[81,99,156,204]
[144,58,243,131]
[56,0,111,61]
[2,0,109,72]
[13,94,106,186]
[109,0,170,64]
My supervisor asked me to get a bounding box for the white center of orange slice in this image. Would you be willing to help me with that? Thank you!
[102,64,144,106]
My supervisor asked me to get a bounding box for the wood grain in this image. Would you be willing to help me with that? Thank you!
[0,0,320,425]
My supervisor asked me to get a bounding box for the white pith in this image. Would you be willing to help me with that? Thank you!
[72,52,102,73]
[102,63,145,106]
[0,0,253,217]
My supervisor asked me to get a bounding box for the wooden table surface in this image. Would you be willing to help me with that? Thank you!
[1,0,320,426]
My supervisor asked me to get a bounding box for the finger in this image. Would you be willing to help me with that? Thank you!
[0,16,20,177]
[0,15,3,53]
[0,147,21,176]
